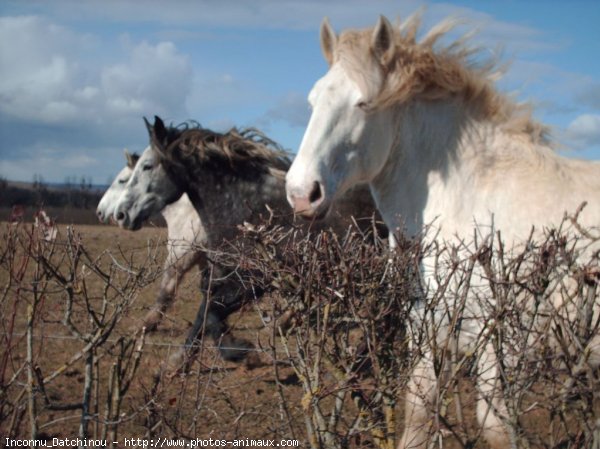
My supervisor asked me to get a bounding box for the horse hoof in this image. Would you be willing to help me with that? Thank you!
[219,337,254,362]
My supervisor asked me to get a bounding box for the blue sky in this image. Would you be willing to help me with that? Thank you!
[1,0,599,184]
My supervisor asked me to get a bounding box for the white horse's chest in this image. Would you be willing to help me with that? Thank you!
[162,194,207,256]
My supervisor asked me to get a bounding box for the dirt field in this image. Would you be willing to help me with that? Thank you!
[0,222,305,445]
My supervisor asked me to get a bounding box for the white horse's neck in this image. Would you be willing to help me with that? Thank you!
[371,99,467,237]
[371,98,600,247]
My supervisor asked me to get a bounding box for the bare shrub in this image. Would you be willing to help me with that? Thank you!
[0,220,162,440]
[0,219,303,445]
[216,219,599,449]
[1,216,598,449]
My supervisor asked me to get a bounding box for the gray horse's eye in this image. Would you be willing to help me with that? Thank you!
[142,164,153,171]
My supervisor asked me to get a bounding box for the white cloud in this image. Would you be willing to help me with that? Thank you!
[0,16,192,125]
[0,14,195,182]
[0,16,87,123]
[565,114,600,149]
[101,41,192,118]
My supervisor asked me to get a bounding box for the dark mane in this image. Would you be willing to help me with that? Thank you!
[152,118,292,177]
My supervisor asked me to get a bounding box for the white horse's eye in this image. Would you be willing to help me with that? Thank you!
[142,164,153,171]
[118,179,128,184]
[356,101,369,110]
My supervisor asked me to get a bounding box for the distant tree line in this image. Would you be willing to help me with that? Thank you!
[0,174,104,210]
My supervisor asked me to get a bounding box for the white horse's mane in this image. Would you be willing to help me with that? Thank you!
[332,12,551,145]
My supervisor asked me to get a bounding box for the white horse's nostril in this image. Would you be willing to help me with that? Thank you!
[308,181,323,205]
[116,211,125,221]
[288,181,326,217]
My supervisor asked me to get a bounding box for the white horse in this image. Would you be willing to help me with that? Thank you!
[286,14,600,449]
[96,150,206,331]
[96,151,137,224]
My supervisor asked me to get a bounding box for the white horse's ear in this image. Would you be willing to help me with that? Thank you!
[124,149,136,168]
[320,17,337,66]
[371,15,395,67]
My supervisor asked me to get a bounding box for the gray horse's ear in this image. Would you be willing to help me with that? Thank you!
[144,116,165,143]
[153,116,166,137]
[146,115,169,154]
[371,15,395,68]
[320,17,337,66]
[143,117,153,134]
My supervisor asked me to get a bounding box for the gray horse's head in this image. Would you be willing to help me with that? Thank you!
[114,120,183,230]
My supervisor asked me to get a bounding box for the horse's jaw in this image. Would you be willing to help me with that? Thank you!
[124,217,143,231]
[117,212,143,231]
[117,196,165,231]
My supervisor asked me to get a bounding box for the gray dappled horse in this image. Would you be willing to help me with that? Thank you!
[114,116,386,368]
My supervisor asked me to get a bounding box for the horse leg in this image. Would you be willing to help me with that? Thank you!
[142,264,178,331]
[209,299,255,362]
[397,352,437,449]
[143,250,203,331]
[201,268,262,361]
[164,296,218,372]
[166,266,261,371]
[476,342,510,449]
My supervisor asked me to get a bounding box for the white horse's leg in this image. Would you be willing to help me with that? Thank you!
[397,352,437,449]
[476,342,510,449]
[143,247,203,331]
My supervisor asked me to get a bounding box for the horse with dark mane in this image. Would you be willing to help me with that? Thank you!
[114,117,385,368]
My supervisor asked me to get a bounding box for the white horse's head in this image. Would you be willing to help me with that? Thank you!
[286,17,398,219]
[96,150,137,223]
[114,130,182,230]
